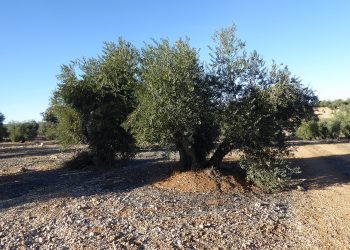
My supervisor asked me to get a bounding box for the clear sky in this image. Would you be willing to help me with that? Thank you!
[1,0,349,122]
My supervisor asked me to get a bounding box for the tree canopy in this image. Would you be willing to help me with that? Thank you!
[49,25,318,189]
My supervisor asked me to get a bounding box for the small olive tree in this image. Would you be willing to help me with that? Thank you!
[53,39,139,167]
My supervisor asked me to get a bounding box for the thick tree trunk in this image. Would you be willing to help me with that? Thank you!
[177,142,191,171]
[176,138,208,171]
[209,141,233,169]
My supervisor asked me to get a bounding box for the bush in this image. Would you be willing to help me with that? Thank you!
[296,120,319,140]
[7,121,39,142]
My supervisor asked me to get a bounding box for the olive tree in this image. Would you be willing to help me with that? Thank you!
[127,25,317,189]
[53,39,138,167]
[7,120,39,142]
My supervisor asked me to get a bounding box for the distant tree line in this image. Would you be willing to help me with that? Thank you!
[318,99,350,110]
[0,113,40,143]
[296,104,350,140]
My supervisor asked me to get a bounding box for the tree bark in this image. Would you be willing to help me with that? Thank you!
[176,142,191,171]
[209,140,233,169]
[176,137,208,171]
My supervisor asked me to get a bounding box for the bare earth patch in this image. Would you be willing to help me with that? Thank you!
[154,169,246,193]
[291,142,350,249]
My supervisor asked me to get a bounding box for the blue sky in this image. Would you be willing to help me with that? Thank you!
[0,1,349,122]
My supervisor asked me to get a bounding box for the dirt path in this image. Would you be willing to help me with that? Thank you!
[292,142,350,249]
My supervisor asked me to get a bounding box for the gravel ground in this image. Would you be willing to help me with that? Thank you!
[2,141,347,249]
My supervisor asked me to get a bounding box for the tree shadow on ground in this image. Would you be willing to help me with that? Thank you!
[290,154,350,190]
[0,147,76,159]
[288,138,350,147]
[1,143,350,211]
[0,157,177,211]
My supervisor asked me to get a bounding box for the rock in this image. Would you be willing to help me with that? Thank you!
[19,167,27,172]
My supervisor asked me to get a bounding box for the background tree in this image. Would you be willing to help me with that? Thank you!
[296,120,319,140]
[52,39,138,167]
[0,113,8,141]
[38,108,59,140]
[7,121,39,142]
[335,104,350,138]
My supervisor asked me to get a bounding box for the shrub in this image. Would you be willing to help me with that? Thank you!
[7,121,39,142]
[296,120,319,140]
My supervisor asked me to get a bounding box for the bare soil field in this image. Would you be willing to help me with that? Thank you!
[0,141,349,249]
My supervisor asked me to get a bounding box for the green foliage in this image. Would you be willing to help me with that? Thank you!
[126,38,216,169]
[318,119,341,139]
[7,121,39,142]
[319,99,350,109]
[241,148,300,192]
[296,118,342,140]
[296,120,319,140]
[50,105,84,146]
[48,24,318,190]
[335,104,350,138]
[127,24,317,190]
[52,38,138,167]
[38,122,58,140]
[0,113,7,141]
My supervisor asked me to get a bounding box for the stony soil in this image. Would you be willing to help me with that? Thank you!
[291,141,350,249]
[0,141,349,249]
